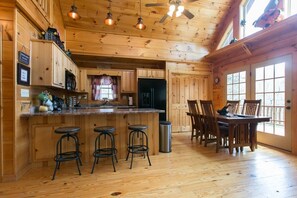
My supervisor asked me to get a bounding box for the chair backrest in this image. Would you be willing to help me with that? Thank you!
[200,100,215,116]
[200,100,218,136]
[187,100,200,115]
[226,100,240,114]
[241,99,261,116]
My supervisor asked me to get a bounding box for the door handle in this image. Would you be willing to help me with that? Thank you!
[286,106,291,110]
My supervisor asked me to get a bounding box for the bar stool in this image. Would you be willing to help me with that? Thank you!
[91,126,118,173]
[52,126,82,180]
[126,125,151,169]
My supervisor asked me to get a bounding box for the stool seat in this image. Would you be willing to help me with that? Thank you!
[128,125,148,131]
[94,126,115,133]
[55,126,80,134]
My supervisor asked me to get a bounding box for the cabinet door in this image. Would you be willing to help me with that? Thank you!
[137,68,165,79]
[121,71,136,93]
[151,69,165,79]
[52,46,65,88]
[79,69,87,92]
[33,125,55,161]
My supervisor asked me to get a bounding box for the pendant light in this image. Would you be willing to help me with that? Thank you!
[104,0,114,26]
[135,0,146,30]
[68,1,80,20]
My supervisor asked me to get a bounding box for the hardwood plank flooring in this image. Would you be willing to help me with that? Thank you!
[1,132,297,198]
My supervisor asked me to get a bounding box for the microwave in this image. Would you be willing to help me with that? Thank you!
[65,70,76,91]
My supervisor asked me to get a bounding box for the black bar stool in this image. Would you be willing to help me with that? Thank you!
[52,126,82,180]
[91,126,118,173]
[126,125,151,169]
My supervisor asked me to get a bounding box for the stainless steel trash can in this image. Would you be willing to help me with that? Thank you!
[159,121,172,153]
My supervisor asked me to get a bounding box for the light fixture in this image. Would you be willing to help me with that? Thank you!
[68,2,80,20]
[176,5,184,17]
[104,0,114,25]
[135,0,146,30]
[167,4,176,17]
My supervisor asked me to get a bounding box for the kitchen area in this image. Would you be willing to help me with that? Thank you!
[20,38,170,166]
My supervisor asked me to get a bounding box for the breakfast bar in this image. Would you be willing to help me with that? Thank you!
[21,108,163,166]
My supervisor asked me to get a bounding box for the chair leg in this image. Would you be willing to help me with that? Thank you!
[52,161,59,180]
[111,154,116,172]
[76,158,81,175]
[91,157,97,174]
[130,153,134,169]
[147,151,152,166]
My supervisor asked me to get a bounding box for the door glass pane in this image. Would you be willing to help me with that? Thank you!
[264,79,274,92]
[275,78,285,92]
[240,71,246,82]
[256,81,263,93]
[256,67,264,80]
[275,63,285,77]
[265,65,274,79]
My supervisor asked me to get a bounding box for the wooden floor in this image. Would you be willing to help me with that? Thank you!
[1,132,297,198]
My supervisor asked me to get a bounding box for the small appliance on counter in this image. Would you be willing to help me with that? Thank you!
[128,96,133,106]
[52,95,64,111]
[65,70,76,91]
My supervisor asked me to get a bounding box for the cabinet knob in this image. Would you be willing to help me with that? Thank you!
[39,77,43,80]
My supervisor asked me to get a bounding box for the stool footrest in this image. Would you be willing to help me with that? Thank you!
[54,151,81,162]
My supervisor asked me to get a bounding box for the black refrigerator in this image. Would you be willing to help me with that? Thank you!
[138,79,166,121]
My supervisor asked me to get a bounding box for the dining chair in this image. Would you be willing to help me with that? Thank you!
[226,100,240,114]
[237,99,262,151]
[187,100,204,143]
[241,99,261,116]
[200,100,228,152]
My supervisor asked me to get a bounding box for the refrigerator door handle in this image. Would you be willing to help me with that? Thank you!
[151,88,154,108]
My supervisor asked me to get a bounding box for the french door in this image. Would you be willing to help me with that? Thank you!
[251,55,292,151]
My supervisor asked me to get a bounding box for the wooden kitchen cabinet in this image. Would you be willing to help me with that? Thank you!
[52,45,65,87]
[137,68,165,79]
[31,40,79,89]
[121,70,136,93]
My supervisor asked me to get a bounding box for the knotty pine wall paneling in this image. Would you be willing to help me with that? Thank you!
[66,28,208,63]
[0,2,15,182]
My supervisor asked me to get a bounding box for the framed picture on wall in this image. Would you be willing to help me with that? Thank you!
[17,63,30,86]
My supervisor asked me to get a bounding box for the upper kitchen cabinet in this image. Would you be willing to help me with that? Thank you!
[137,68,165,79]
[121,70,136,93]
[31,40,78,89]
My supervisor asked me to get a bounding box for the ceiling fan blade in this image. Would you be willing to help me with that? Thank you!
[183,9,194,19]
[145,3,166,7]
[182,0,199,3]
[159,14,169,23]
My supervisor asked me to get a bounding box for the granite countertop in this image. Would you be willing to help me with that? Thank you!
[20,108,165,117]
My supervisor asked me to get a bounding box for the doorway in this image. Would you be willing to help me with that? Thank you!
[251,55,292,151]
[168,72,210,132]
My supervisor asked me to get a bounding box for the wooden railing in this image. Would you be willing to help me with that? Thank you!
[260,106,284,125]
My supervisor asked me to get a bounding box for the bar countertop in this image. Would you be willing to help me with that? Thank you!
[20,108,164,117]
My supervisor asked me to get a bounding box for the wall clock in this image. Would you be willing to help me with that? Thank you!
[214,77,220,84]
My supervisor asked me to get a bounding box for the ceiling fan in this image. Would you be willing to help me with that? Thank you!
[145,0,198,23]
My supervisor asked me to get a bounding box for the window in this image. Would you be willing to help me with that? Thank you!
[284,0,297,17]
[218,23,233,49]
[242,0,271,37]
[92,75,118,100]
[242,0,297,38]
[226,71,246,103]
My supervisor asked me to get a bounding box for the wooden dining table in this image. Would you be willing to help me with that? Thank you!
[217,114,271,154]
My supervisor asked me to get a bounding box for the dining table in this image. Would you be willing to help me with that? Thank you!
[217,114,271,154]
